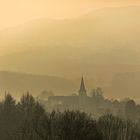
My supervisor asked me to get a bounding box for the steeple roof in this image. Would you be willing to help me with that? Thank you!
[79,76,87,96]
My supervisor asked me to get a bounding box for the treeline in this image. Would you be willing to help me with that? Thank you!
[0,93,140,140]
[90,88,140,120]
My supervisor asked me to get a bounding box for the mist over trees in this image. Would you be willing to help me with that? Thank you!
[0,93,140,140]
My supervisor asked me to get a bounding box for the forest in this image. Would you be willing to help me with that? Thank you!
[0,93,140,140]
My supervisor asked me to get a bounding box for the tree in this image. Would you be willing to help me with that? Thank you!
[57,110,102,140]
[98,114,125,140]
[98,114,140,140]
[125,100,137,121]
[0,93,19,140]
[14,92,46,140]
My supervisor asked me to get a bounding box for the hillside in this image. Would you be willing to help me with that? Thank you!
[0,6,140,55]
[105,72,140,100]
[0,46,140,87]
[0,6,140,99]
[0,71,76,99]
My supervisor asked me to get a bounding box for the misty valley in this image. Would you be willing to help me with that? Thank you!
[0,1,140,140]
[0,77,140,140]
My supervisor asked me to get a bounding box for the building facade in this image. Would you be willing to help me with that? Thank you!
[47,77,90,112]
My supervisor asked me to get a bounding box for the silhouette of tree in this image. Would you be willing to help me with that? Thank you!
[0,93,139,140]
[98,114,125,140]
[56,110,102,140]
[0,93,19,140]
[98,114,140,140]
[125,100,137,121]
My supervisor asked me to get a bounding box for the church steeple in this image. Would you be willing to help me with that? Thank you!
[79,76,87,96]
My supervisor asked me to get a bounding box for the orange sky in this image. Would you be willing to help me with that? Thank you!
[0,0,140,29]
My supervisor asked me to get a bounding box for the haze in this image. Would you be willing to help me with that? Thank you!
[0,0,140,30]
[0,0,140,102]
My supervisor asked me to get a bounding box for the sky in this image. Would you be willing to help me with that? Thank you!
[0,0,140,29]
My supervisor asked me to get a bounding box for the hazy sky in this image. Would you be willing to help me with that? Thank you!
[0,0,140,29]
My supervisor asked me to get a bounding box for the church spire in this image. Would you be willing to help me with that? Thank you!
[79,76,87,96]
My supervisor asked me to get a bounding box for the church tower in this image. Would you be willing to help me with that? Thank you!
[79,76,87,97]
[78,76,87,111]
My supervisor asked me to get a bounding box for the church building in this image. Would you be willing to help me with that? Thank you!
[47,76,90,112]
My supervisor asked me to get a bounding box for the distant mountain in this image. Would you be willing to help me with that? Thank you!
[105,71,140,102]
[0,6,140,99]
[0,71,76,99]
[0,6,140,55]
[0,46,140,88]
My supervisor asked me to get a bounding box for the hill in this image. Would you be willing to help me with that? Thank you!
[0,6,140,99]
[105,71,140,100]
[0,6,140,55]
[0,71,76,99]
[0,46,140,88]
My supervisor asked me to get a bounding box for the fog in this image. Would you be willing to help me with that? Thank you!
[0,2,140,102]
[0,0,140,29]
